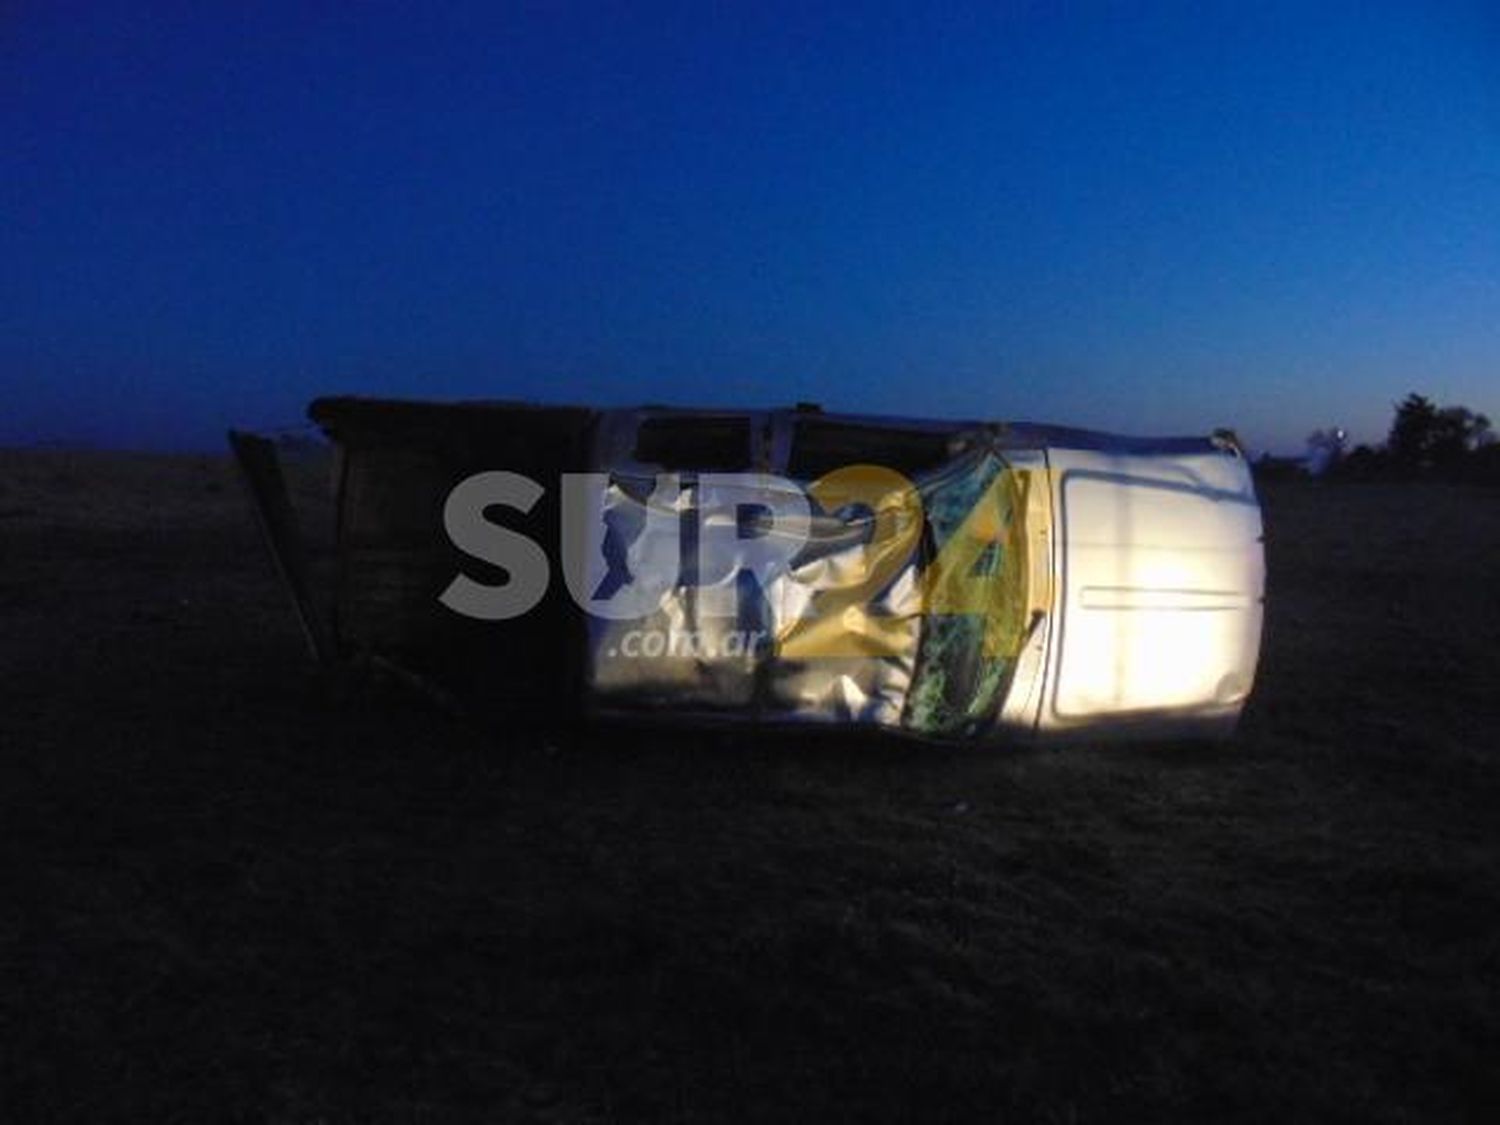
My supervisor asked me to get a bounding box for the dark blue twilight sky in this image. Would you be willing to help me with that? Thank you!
[3,2,1497,452]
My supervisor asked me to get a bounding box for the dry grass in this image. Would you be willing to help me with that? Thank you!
[1,451,1497,1122]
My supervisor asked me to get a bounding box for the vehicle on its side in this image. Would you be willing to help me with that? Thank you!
[233,398,1264,745]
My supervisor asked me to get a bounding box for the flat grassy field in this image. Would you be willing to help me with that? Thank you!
[2,450,1497,1122]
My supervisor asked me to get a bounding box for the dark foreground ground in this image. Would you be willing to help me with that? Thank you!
[1,450,1497,1123]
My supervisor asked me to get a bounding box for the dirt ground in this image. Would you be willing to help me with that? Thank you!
[1,449,1497,1123]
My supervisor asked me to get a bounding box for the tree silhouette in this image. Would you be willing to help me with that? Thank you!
[1385,393,1493,475]
[1431,406,1493,468]
[1387,393,1439,469]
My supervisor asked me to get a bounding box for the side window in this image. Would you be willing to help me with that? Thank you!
[634,416,753,471]
[787,419,954,480]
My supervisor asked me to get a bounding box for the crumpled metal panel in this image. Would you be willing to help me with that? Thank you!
[586,474,766,710]
[582,410,1031,740]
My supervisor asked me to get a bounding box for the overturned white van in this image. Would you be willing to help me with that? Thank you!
[234,398,1264,745]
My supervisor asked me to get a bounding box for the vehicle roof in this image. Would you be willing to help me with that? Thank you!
[308,395,1236,457]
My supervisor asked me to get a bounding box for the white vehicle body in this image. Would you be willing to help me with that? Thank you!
[1001,443,1264,742]
[297,397,1267,745]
